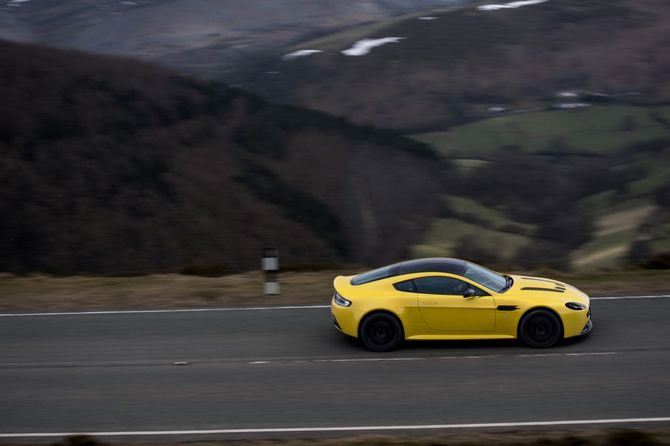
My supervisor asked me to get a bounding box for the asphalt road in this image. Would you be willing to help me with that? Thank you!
[1,296,670,439]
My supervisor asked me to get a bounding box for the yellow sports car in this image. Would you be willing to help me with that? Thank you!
[331,258,591,351]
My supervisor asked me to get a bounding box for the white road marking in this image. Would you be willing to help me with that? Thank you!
[314,357,423,363]
[590,295,670,300]
[2,417,669,438]
[0,294,667,317]
[564,352,618,356]
[247,351,619,365]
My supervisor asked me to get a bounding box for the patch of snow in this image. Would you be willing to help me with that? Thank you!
[556,91,578,98]
[487,106,507,113]
[341,37,404,56]
[554,102,591,110]
[120,0,137,4]
[638,232,653,242]
[587,92,610,98]
[478,0,549,11]
[418,16,438,20]
[8,0,31,3]
[282,49,322,60]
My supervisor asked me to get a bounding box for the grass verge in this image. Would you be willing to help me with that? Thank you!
[0,268,668,312]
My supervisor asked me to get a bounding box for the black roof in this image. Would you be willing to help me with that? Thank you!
[391,258,466,276]
[350,258,466,285]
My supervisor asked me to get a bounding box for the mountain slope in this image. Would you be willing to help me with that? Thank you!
[0,0,468,78]
[0,40,445,274]
[232,0,670,131]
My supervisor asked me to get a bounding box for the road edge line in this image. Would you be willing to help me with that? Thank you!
[2,417,670,438]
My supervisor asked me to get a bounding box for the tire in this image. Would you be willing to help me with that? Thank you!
[359,312,403,352]
[518,309,563,348]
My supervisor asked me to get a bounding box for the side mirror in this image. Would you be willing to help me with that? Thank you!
[463,288,476,298]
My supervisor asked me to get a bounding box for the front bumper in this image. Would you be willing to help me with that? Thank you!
[332,313,343,332]
[562,303,592,338]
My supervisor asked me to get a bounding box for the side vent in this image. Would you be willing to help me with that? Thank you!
[497,305,519,311]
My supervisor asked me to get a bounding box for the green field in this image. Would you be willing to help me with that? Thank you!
[444,195,535,234]
[451,158,490,173]
[413,218,532,261]
[571,200,657,270]
[413,195,539,262]
[413,106,669,157]
[627,159,670,197]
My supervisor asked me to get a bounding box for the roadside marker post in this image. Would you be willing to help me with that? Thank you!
[262,247,280,295]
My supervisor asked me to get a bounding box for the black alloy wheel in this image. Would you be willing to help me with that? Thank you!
[360,313,403,352]
[519,309,562,348]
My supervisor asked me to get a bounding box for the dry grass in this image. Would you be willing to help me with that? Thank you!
[0,270,354,312]
[0,268,668,312]
[551,269,670,296]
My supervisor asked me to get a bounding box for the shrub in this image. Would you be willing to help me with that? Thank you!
[641,251,670,269]
[50,435,108,446]
[452,235,500,265]
[605,429,659,446]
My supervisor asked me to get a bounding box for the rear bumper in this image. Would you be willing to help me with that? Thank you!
[331,301,358,337]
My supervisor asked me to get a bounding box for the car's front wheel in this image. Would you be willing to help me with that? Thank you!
[518,309,562,348]
[359,312,403,352]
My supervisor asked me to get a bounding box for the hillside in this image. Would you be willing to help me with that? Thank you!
[0,40,446,274]
[2,0,669,274]
[0,0,468,79]
[409,102,670,270]
[232,0,670,131]
[204,0,670,271]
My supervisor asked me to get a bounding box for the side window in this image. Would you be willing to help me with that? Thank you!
[393,279,416,292]
[415,276,487,296]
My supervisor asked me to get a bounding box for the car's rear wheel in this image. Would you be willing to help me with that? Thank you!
[519,309,562,348]
[359,312,403,352]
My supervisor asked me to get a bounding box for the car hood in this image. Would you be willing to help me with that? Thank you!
[507,274,589,304]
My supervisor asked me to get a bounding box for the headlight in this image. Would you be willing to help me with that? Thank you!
[565,302,587,311]
[333,292,351,307]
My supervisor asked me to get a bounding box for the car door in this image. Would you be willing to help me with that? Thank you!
[416,275,496,332]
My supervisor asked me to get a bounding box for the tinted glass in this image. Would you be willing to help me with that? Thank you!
[415,276,486,296]
[393,280,416,292]
[462,262,507,292]
[351,266,392,285]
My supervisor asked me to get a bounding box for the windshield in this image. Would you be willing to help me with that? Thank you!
[462,262,508,293]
